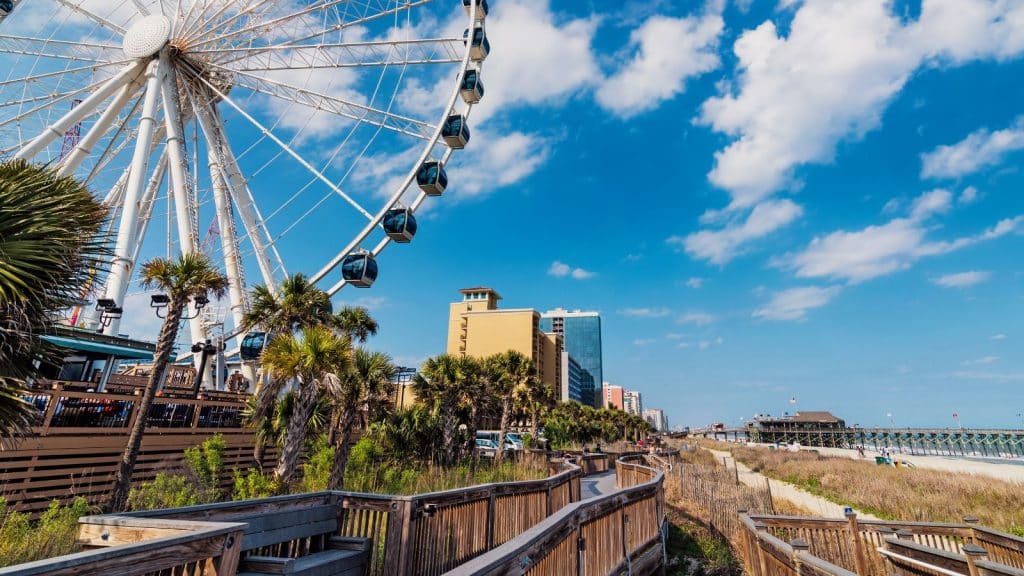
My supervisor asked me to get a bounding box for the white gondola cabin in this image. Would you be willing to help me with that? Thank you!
[463,0,488,20]
[342,252,378,288]
[442,115,470,149]
[463,25,490,62]
[460,69,484,104]
[383,208,418,243]
[417,161,448,195]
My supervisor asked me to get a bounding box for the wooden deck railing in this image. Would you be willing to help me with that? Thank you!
[448,454,668,576]
[737,512,1024,576]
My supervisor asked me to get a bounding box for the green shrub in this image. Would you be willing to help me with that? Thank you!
[232,469,282,500]
[298,436,334,493]
[127,473,199,511]
[129,434,228,510]
[0,496,90,567]
[184,434,227,499]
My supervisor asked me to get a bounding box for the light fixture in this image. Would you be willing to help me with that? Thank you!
[96,298,116,310]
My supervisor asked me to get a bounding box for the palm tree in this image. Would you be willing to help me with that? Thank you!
[243,273,334,334]
[489,351,533,463]
[326,348,395,490]
[516,376,556,445]
[414,354,479,466]
[261,326,352,484]
[107,253,227,512]
[0,161,107,443]
[333,306,378,343]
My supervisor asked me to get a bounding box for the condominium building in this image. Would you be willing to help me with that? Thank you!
[561,352,594,404]
[643,408,669,432]
[603,383,624,411]
[447,287,562,393]
[623,390,643,417]
[540,308,603,407]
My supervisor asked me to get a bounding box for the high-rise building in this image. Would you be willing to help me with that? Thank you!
[560,352,594,404]
[540,308,602,407]
[603,383,624,410]
[447,287,562,393]
[643,408,669,432]
[623,390,643,416]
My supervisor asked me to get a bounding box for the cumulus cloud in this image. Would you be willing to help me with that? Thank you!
[920,116,1024,179]
[618,307,672,318]
[597,3,724,118]
[931,270,991,288]
[548,261,595,280]
[909,189,953,221]
[959,186,979,205]
[686,0,1024,259]
[677,311,716,326]
[669,199,803,264]
[753,286,842,321]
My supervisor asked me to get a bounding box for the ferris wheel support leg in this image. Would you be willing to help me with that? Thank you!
[198,104,282,293]
[14,61,144,161]
[130,154,169,268]
[57,74,144,177]
[100,58,165,336]
[160,55,208,380]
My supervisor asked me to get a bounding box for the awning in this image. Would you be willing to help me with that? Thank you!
[41,335,154,360]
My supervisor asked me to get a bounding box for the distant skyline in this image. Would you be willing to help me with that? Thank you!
[104,0,1024,429]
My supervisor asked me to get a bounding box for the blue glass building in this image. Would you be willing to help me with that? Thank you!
[540,309,602,407]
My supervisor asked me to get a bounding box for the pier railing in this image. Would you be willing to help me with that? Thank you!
[450,453,668,576]
[738,512,1024,576]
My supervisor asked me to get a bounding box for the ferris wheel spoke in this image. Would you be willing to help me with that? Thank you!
[0,59,134,91]
[57,74,144,176]
[217,38,462,71]
[186,65,376,223]
[53,0,128,34]
[179,0,279,43]
[220,67,434,140]
[0,35,125,63]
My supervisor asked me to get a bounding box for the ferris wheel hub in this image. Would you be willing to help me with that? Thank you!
[123,15,171,58]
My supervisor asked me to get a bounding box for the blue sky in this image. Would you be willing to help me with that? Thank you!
[97,0,1024,429]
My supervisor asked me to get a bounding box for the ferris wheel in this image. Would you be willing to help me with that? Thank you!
[0,0,490,355]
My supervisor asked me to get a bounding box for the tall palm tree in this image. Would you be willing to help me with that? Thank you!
[261,326,352,484]
[326,348,395,490]
[414,354,479,466]
[516,376,556,445]
[0,161,107,443]
[489,351,533,463]
[243,273,334,335]
[333,306,378,343]
[107,253,227,512]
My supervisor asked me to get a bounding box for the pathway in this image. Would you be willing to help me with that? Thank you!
[581,471,617,500]
[707,449,880,520]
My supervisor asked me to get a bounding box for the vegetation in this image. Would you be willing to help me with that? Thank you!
[543,401,652,449]
[0,497,91,568]
[665,503,740,576]
[0,160,107,443]
[107,253,228,513]
[728,445,1024,532]
[128,435,229,510]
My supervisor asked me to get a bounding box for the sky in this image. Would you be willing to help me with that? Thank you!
[8,0,1023,429]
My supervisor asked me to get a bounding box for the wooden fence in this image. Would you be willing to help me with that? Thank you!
[449,454,667,576]
[737,512,1024,576]
[670,459,774,542]
[2,382,273,515]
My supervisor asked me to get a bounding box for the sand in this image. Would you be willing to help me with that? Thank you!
[799,445,1024,484]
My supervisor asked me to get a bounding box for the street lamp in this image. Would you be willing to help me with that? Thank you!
[190,339,219,398]
[95,300,122,331]
[886,412,895,428]
[150,293,209,319]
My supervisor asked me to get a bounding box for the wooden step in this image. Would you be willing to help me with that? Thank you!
[238,549,367,576]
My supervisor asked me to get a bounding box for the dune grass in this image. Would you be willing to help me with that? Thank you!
[725,445,1024,534]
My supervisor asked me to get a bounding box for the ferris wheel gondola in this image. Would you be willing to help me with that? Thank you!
[417,161,448,196]
[383,208,418,244]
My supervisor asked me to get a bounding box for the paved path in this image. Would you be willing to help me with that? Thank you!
[707,449,880,520]
[580,471,617,500]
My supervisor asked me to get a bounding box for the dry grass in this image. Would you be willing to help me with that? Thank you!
[729,445,1024,533]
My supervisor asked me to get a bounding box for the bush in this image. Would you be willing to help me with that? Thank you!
[0,496,90,567]
[129,434,228,510]
[127,473,199,511]
[232,469,282,500]
[298,436,334,493]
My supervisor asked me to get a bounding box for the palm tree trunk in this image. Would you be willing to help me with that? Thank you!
[442,401,457,467]
[327,409,356,490]
[107,299,185,513]
[274,381,317,484]
[496,398,511,464]
[530,409,539,444]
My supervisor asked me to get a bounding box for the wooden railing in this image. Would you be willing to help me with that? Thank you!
[738,513,1024,576]
[449,454,667,575]
[0,515,246,576]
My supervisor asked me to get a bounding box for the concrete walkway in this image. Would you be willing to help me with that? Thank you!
[580,471,617,500]
[707,449,880,520]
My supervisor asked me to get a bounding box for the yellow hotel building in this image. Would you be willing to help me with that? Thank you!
[447,287,562,392]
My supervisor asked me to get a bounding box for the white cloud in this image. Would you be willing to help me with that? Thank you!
[909,189,953,221]
[633,338,658,346]
[990,333,1007,341]
[548,261,595,280]
[962,355,1000,366]
[619,307,672,318]
[450,129,551,198]
[921,116,1024,179]
[677,342,691,349]
[698,340,711,350]
[665,333,685,340]
[688,0,1024,258]
[686,277,705,289]
[596,4,724,118]
[677,311,716,326]
[753,286,842,321]
[669,199,803,264]
[931,270,991,288]
[959,186,979,205]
